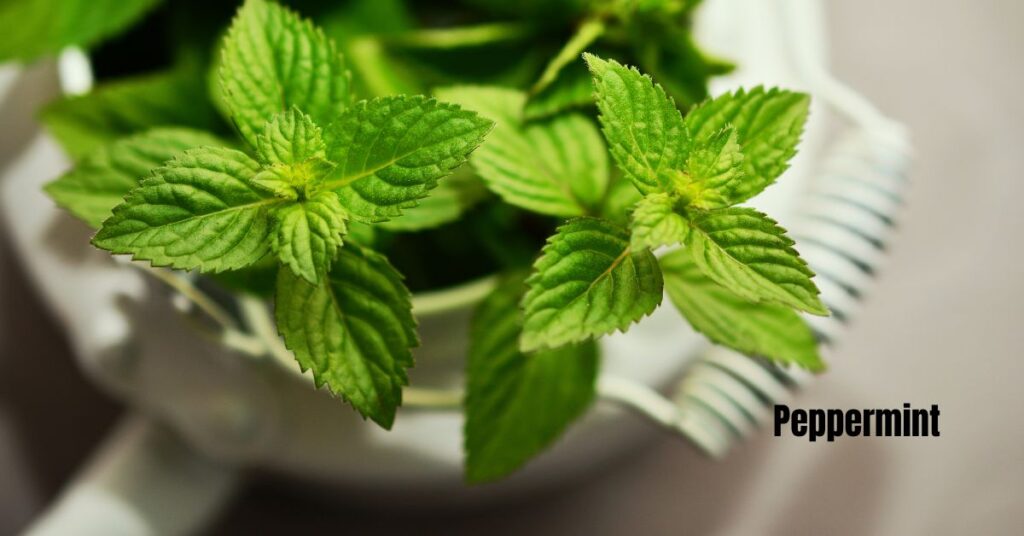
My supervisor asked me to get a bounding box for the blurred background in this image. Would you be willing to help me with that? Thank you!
[1,0,1022,534]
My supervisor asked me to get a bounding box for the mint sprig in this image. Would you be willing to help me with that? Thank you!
[477,55,826,475]
[513,55,826,367]
[89,0,492,425]
[581,53,826,314]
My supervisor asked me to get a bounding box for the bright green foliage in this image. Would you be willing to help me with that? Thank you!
[682,126,745,209]
[322,95,493,222]
[508,56,824,376]
[93,147,277,272]
[251,109,335,199]
[80,0,494,431]
[275,245,417,429]
[45,128,222,228]
[684,87,810,204]
[0,0,160,61]
[687,208,826,315]
[585,53,688,195]
[256,108,328,167]
[661,250,823,370]
[219,0,352,147]
[629,193,689,251]
[36,0,829,486]
[270,192,347,284]
[41,70,223,160]
[434,86,607,217]
[464,275,598,483]
[521,217,663,352]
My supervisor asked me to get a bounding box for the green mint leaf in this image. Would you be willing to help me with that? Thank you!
[252,109,336,199]
[681,126,745,209]
[41,69,223,160]
[684,87,809,203]
[524,61,593,120]
[275,245,417,429]
[45,128,223,228]
[464,275,598,483]
[378,165,487,232]
[584,53,688,195]
[531,18,605,95]
[434,86,607,217]
[219,0,352,147]
[93,147,278,272]
[687,207,827,315]
[521,217,663,352]
[630,192,689,251]
[256,108,327,166]
[661,250,823,371]
[270,192,347,284]
[0,0,159,62]
[321,95,493,223]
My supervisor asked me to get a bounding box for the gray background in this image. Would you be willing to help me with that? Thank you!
[2,0,1022,534]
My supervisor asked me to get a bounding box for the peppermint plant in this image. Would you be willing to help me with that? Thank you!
[455,55,827,481]
[64,0,495,428]
[27,0,828,483]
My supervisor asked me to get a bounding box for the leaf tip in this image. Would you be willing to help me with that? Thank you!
[517,332,543,354]
[582,52,608,76]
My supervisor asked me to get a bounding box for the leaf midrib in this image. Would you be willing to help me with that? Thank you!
[102,196,283,242]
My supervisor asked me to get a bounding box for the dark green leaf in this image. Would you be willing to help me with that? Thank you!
[464,274,598,483]
[275,245,417,428]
